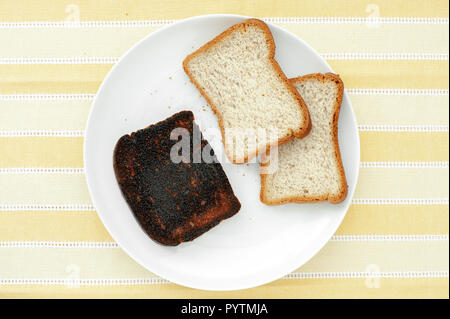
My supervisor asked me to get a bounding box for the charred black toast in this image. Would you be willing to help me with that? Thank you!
[113,111,241,246]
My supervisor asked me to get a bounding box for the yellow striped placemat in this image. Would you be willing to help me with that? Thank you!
[0,0,448,298]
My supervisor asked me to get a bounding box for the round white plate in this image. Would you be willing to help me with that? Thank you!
[84,14,360,291]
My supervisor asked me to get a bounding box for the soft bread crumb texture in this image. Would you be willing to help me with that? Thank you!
[184,20,308,163]
[261,74,347,204]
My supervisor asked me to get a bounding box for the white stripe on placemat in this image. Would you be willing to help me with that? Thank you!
[0,94,95,101]
[0,125,446,137]
[0,17,447,29]
[1,163,446,174]
[264,17,449,25]
[329,235,449,242]
[360,162,449,168]
[0,130,84,137]
[0,20,175,29]
[0,241,120,248]
[322,53,449,60]
[1,200,446,211]
[0,168,85,174]
[352,198,449,205]
[0,271,447,286]
[1,235,447,248]
[0,278,169,285]
[0,204,96,211]
[1,89,447,101]
[0,53,447,64]
[283,271,449,279]
[346,88,449,96]
[358,125,449,132]
[0,57,120,64]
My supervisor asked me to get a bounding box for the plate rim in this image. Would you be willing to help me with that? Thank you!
[83,13,361,291]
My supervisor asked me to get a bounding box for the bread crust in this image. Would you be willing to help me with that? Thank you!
[260,73,348,205]
[183,19,311,164]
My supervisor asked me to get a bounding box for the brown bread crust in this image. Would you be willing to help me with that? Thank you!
[114,111,241,245]
[183,19,311,164]
[260,73,348,205]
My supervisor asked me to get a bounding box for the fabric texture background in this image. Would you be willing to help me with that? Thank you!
[0,0,448,298]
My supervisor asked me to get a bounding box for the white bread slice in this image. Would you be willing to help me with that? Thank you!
[183,19,311,163]
[260,73,347,204]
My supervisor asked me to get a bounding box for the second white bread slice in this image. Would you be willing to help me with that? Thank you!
[260,73,347,204]
[183,19,310,163]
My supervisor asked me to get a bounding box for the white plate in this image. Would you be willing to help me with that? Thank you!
[84,14,360,291]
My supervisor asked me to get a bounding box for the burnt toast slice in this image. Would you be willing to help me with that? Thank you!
[113,110,241,246]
